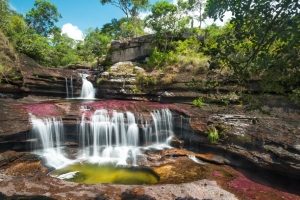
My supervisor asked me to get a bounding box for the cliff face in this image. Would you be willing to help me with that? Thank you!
[110,32,205,64]
[0,31,83,98]
[110,34,156,64]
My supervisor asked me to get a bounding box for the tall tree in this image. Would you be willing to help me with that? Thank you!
[146,1,190,51]
[84,28,111,65]
[100,0,149,21]
[188,0,207,29]
[0,0,10,28]
[204,0,300,100]
[25,0,62,36]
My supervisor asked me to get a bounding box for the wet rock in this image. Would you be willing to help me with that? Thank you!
[170,137,184,149]
[0,151,25,167]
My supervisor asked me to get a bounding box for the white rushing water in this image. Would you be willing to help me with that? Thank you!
[70,75,73,98]
[65,78,69,98]
[78,73,94,99]
[187,155,206,165]
[30,108,174,168]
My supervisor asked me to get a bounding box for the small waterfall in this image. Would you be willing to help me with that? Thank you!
[70,75,73,98]
[30,114,69,168]
[30,108,174,168]
[65,78,69,98]
[78,73,94,99]
[151,109,173,144]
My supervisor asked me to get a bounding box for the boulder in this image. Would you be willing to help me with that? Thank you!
[111,35,157,63]
[111,61,134,71]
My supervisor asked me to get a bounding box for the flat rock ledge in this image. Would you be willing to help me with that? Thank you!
[0,171,237,200]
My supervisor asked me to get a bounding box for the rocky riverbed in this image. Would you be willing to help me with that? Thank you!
[0,95,299,199]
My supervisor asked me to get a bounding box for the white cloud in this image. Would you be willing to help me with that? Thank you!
[9,3,17,11]
[139,12,151,20]
[61,23,84,41]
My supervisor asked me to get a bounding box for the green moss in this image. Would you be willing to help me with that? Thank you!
[236,135,251,143]
[217,125,228,135]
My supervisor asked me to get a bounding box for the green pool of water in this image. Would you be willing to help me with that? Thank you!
[50,162,160,185]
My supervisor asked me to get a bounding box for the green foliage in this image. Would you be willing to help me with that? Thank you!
[145,0,190,51]
[266,146,271,152]
[217,125,228,135]
[204,0,300,102]
[25,0,62,36]
[193,96,204,108]
[205,126,219,143]
[236,135,251,143]
[147,47,177,68]
[120,17,146,38]
[51,77,57,81]
[97,75,105,85]
[135,72,157,86]
[77,27,111,64]
[130,87,141,93]
[100,0,149,20]
[0,0,11,28]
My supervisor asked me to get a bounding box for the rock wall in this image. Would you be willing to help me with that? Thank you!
[110,32,204,63]
[0,54,83,98]
[111,34,156,63]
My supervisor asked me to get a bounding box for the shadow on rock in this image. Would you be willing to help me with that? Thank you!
[0,192,56,200]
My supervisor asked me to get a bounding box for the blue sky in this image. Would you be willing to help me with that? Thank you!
[9,0,231,40]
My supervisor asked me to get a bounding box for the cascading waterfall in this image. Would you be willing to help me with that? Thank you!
[29,108,174,168]
[70,75,73,98]
[30,114,70,168]
[65,78,69,98]
[78,73,94,99]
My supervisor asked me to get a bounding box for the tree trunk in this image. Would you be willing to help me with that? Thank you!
[191,18,194,34]
[164,35,168,52]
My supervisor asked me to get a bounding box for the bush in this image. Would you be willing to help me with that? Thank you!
[193,97,205,108]
[205,126,219,143]
[147,47,178,69]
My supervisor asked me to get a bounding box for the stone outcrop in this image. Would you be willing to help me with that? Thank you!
[0,54,83,98]
[110,32,205,64]
[110,34,156,63]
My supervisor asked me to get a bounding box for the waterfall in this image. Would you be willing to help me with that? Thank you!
[30,114,70,168]
[70,75,73,98]
[65,78,69,98]
[78,73,94,99]
[29,108,174,168]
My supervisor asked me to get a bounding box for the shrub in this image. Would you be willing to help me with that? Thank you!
[193,97,205,108]
[205,126,219,143]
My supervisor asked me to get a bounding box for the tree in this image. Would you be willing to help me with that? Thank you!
[83,28,112,65]
[100,0,149,21]
[101,18,128,39]
[25,0,62,36]
[204,0,300,101]
[188,0,207,29]
[0,0,10,28]
[146,1,190,51]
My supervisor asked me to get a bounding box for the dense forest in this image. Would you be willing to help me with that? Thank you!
[0,0,299,107]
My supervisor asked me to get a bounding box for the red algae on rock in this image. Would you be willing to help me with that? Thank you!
[79,100,191,119]
[223,166,300,200]
[213,171,225,178]
[14,104,59,118]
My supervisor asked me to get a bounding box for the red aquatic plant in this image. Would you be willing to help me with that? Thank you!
[14,104,58,117]
[224,166,299,200]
